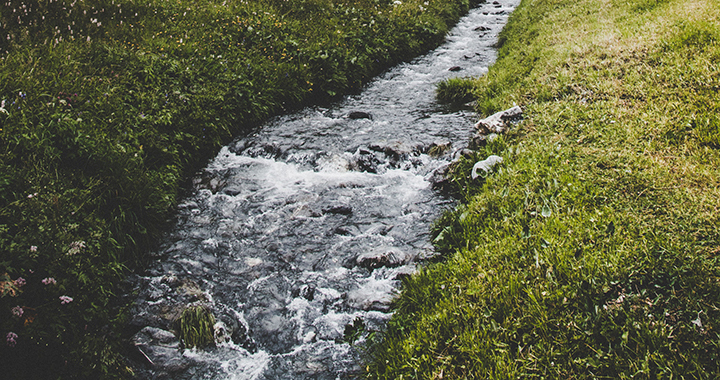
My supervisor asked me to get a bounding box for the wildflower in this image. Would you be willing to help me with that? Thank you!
[42,277,57,285]
[0,99,7,115]
[59,295,73,304]
[6,332,18,347]
[14,277,25,287]
[67,240,85,256]
[29,245,37,252]
[27,192,37,198]
[11,306,23,318]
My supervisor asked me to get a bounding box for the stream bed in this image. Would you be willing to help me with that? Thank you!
[127,1,518,378]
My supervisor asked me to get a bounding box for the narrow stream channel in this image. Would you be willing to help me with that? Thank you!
[128,1,518,378]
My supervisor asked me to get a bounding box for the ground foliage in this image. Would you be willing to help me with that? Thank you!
[366,0,720,377]
[0,0,479,377]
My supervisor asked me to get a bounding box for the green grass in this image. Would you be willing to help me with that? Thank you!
[0,0,479,377]
[366,0,720,378]
[175,305,216,349]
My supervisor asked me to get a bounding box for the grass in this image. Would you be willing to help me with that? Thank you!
[175,305,216,349]
[0,0,480,377]
[365,0,720,377]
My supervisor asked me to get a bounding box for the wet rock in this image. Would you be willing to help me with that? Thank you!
[392,264,417,280]
[454,148,475,160]
[356,247,410,269]
[334,225,361,236]
[322,205,353,215]
[425,162,452,190]
[474,25,491,31]
[349,148,381,173]
[348,111,372,120]
[132,327,188,373]
[449,66,462,72]
[223,186,242,196]
[427,141,452,157]
[364,223,394,236]
[474,106,523,134]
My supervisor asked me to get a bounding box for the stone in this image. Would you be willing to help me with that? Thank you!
[469,132,499,149]
[132,327,188,373]
[425,162,452,189]
[427,141,452,157]
[322,205,353,215]
[474,106,523,134]
[449,66,462,72]
[356,247,410,269]
[349,147,381,173]
[348,111,372,120]
[471,155,503,179]
[474,25,491,31]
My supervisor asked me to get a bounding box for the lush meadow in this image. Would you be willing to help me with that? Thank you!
[0,0,478,377]
[367,0,720,377]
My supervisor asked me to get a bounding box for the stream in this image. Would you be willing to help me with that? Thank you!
[127,0,518,378]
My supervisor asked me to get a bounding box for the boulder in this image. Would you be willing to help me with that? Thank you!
[474,106,523,134]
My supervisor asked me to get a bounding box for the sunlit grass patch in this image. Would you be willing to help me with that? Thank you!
[366,0,720,377]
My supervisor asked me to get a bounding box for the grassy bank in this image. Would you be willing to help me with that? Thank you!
[0,0,478,377]
[367,0,720,377]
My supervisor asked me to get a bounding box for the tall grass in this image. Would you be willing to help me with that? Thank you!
[0,0,479,377]
[366,0,720,377]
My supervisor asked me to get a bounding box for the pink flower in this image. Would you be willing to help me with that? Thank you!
[29,245,38,252]
[67,240,86,256]
[11,306,23,318]
[6,332,18,347]
[14,277,25,287]
[59,295,73,305]
[42,277,57,285]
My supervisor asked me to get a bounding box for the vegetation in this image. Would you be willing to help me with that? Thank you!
[367,0,720,377]
[436,77,476,105]
[175,305,216,349]
[0,0,479,377]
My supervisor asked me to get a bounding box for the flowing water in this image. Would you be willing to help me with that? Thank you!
[128,1,517,378]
